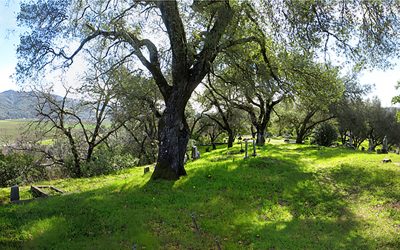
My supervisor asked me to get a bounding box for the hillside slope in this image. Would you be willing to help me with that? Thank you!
[0,90,37,120]
[0,142,399,249]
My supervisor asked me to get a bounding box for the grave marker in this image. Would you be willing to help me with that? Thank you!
[10,185,19,202]
[192,146,200,160]
[382,136,388,154]
[252,140,257,156]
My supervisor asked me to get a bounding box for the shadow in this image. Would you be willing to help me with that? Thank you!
[0,145,399,249]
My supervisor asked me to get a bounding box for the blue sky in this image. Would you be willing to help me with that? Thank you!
[0,1,399,107]
[0,0,20,91]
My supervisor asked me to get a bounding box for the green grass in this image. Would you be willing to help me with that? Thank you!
[0,140,399,249]
[0,120,31,142]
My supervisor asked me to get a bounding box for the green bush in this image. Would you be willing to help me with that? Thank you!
[81,147,139,177]
[0,153,46,187]
[313,123,338,147]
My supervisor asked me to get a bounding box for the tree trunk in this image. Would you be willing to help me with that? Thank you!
[227,130,234,148]
[250,125,256,138]
[152,99,189,180]
[255,108,272,146]
[256,130,265,146]
[339,129,347,145]
[368,139,377,152]
[86,143,94,163]
[295,135,303,144]
[296,129,306,144]
[65,130,82,177]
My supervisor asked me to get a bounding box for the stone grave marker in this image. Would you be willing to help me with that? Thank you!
[192,146,200,160]
[244,139,249,159]
[382,136,388,154]
[10,185,19,202]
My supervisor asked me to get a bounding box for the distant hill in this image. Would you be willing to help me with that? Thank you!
[0,90,37,120]
[0,90,93,121]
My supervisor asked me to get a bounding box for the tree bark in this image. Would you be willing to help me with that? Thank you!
[65,129,82,177]
[296,133,305,144]
[227,130,235,148]
[256,129,266,146]
[152,93,189,180]
[255,107,272,146]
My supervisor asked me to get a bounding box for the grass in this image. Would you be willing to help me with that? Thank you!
[0,140,399,249]
[0,120,31,142]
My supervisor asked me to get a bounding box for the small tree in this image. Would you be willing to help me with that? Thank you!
[313,123,338,147]
[33,80,124,177]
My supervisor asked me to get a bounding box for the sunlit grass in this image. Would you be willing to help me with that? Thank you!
[0,140,399,249]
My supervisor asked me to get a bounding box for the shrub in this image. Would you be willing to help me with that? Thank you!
[0,152,47,187]
[81,146,139,177]
[313,123,338,147]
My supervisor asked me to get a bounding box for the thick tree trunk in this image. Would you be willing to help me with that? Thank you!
[255,108,272,146]
[227,130,234,148]
[295,136,303,144]
[296,129,306,144]
[152,100,189,180]
[256,130,265,146]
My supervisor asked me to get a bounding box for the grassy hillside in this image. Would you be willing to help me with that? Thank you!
[0,120,31,142]
[0,141,399,249]
[0,90,37,120]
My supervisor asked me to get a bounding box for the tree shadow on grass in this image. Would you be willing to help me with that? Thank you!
[0,154,399,249]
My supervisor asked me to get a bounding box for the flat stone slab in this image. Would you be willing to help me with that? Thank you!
[31,185,64,198]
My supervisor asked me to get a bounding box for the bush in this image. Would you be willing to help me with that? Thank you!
[81,146,139,177]
[0,153,47,187]
[313,123,338,147]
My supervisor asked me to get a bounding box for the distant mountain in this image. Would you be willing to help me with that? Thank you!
[0,90,37,120]
[0,90,93,121]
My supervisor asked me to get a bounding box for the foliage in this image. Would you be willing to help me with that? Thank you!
[1,141,399,248]
[113,72,160,166]
[198,79,246,148]
[0,152,46,187]
[366,99,400,149]
[313,123,338,147]
[80,146,139,177]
